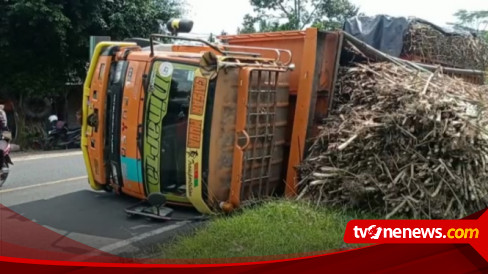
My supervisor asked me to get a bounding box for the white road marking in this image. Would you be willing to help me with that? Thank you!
[97,221,190,253]
[69,220,190,260]
[12,151,83,162]
[0,176,87,193]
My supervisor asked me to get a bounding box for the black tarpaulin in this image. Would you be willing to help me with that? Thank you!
[343,15,470,57]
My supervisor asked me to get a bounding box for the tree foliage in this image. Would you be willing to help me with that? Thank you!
[239,0,358,34]
[0,0,183,98]
[450,9,488,41]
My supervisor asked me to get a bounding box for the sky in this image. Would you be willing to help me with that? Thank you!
[185,0,488,35]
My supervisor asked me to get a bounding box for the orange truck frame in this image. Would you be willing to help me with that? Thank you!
[220,29,345,197]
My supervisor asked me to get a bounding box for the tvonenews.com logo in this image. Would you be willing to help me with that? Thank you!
[343,215,487,261]
[353,225,479,240]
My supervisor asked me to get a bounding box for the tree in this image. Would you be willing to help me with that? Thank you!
[239,0,358,34]
[0,0,183,146]
[0,0,183,99]
[450,10,488,41]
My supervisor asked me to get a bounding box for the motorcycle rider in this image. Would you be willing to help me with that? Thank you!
[48,114,62,130]
[0,104,9,177]
[0,104,8,132]
[45,114,81,149]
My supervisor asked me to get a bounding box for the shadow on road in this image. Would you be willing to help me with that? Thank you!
[7,190,201,240]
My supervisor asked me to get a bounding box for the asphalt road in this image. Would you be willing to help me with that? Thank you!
[0,150,203,258]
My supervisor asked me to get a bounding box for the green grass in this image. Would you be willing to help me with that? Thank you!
[160,200,369,259]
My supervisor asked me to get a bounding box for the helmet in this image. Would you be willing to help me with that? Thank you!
[48,115,58,123]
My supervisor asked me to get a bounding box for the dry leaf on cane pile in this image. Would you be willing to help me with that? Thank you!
[298,62,488,220]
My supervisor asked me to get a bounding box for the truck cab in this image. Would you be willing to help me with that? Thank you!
[82,34,294,213]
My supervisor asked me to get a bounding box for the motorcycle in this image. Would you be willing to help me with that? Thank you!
[44,115,81,150]
[0,132,13,187]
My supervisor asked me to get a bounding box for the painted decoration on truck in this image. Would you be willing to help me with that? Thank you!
[143,61,172,194]
[186,73,213,214]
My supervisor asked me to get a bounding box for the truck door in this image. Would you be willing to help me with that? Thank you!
[143,60,198,202]
[86,54,113,186]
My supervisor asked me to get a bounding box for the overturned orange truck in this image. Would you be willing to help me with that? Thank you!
[82,23,485,215]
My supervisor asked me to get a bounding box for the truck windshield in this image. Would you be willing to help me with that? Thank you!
[143,61,198,195]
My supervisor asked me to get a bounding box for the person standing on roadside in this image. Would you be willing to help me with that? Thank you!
[76,109,82,125]
[0,105,8,132]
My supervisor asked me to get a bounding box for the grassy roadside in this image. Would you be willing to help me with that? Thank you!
[160,200,371,259]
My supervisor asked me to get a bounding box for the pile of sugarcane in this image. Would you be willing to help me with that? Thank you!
[402,22,488,70]
[298,62,488,219]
